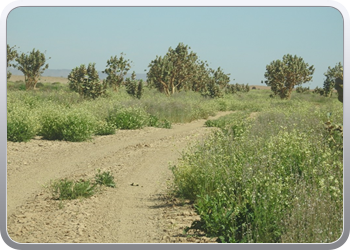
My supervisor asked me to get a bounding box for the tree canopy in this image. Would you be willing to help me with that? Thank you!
[147,43,230,97]
[264,54,315,99]
[16,49,49,90]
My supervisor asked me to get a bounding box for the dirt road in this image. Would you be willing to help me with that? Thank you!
[6,112,232,243]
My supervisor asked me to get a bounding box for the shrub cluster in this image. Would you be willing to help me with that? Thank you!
[7,105,38,142]
[51,170,116,201]
[295,86,310,93]
[173,105,343,243]
[225,83,250,94]
[39,107,96,142]
[106,107,149,130]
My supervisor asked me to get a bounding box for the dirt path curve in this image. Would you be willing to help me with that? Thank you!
[7,111,232,243]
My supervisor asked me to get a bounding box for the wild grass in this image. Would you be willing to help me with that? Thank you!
[7,84,227,142]
[50,170,116,200]
[172,92,343,243]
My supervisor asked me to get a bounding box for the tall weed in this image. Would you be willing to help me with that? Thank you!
[173,102,343,243]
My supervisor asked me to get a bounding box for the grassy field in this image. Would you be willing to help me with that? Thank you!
[7,80,221,142]
[7,79,343,243]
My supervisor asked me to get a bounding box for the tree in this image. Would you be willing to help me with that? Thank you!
[202,78,223,98]
[68,63,107,99]
[147,43,199,96]
[211,67,231,89]
[125,71,144,99]
[15,49,49,90]
[188,60,211,92]
[147,43,231,97]
[102,53,132,92]
[7,44,18,80]
[264,54,315,99]
[334,66,343,103]
[322,62,343,97]
[201,67,231,98]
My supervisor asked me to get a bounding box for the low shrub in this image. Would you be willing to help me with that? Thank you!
[106,107,149,129]
[94,120,116,135]
[50,170,116,200]
[51,179,96,200]
[148,115,172,129]
[173,107,343,243]
[95,169,116,188]
[39,107,96,141]
[7,106,38,142]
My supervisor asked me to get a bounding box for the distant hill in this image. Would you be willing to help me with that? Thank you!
[7,68,148,81]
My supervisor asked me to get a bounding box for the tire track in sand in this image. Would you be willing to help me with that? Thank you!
[7,111,232,243]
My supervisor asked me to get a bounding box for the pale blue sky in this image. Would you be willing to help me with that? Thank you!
[7,7,343,88]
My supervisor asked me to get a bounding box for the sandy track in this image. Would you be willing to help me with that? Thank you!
[7,112,232,243]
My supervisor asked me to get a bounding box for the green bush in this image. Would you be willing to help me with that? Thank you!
[173,106,343,243]
[94,120,116,135]
[148,114,172,129]
[7,105,38,142]
[107,107,148,129]
[95,169,116,188]
[39,107,96,141]
[51,170,116,200]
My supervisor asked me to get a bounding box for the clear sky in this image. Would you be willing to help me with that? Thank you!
[6,6,343,88]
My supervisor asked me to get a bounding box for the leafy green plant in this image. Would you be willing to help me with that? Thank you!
[185,194,254,243]
[39,107,96,141]
[174,103,343,243]
[94,120,116,135]
[205,112,249,135]
[324,112,343,151]
[50,170,116,201]
[107,107,148,129]
[7,106,38,142]
[51,179,96,200]
[94,169,116,188]
[148,114,172,129]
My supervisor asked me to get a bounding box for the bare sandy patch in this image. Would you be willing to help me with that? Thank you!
[7,112,232,243]
[9,75,69,84]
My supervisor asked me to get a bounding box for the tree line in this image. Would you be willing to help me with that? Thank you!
[7,43,343,102]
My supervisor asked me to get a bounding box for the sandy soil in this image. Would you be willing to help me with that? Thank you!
[8,75,69,84]
[6,112,233,243]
